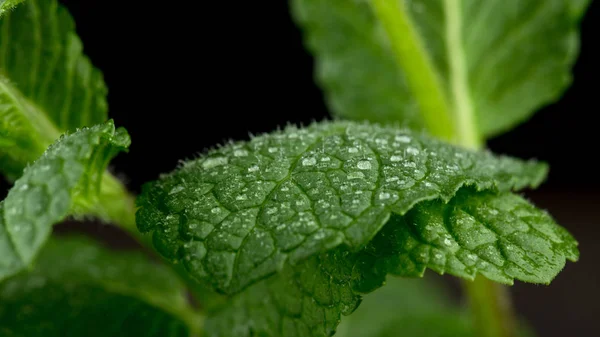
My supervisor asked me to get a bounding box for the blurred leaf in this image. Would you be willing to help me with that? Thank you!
[0,0,107,179]
[0,235,200,336]
[292,0,590,140]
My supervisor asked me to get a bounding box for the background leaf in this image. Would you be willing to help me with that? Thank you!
[291,0,589,139]
[0,120,129,282]
[0,235,199,337]
[0,0,107,179]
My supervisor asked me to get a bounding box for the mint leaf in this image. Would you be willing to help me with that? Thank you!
[0,0,23,17]
[374,189,578,285]
[0,0,107,179]
[0,120,129,281]
[0,235,200,336]
[291,0,589,139]
[136,121,548,295]
[204,190,574,336]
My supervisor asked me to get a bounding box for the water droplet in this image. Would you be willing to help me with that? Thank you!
[234,149,248,157]
[302,157,316,166]
[390,155,402,162]
[202,157,228,169]
[357,160,371,170]
[266,207,278,215]
[321,157,331,162]
[268,147,278,153]
[248,165,259,172]
[406,147,419,155]
[348,147,359,153]
[211,207,221,214]
[443,238,452,246]
[386,176,399,182]
[395,135,411,143]
[348,172,365,180]
[379,192,391,200]
[169,185,184,195]
[236,194,248,201]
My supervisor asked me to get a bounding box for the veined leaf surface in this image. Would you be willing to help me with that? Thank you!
[137,121,576,336]
[0,121,129,282]
[136,121,552,295]
[203,189,575,337]
[291,0,589,140]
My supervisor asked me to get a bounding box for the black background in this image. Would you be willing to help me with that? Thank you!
[18,1,600,336]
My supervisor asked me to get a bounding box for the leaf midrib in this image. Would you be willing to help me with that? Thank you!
[443,0,480,149]
[371,0,480,148]
[0,77,62,147]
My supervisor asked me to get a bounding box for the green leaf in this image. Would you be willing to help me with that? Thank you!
[0,0,107,179]
[291,0,589,140]
[0,0,23,17]
[0,120,130,282]
[0,235,200,336]
[204,190,573,336]
[136,121,548,295]
[375,189,579,285]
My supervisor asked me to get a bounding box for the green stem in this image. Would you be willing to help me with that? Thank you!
[463,277,517,337]
[443,0,482,148]
[371,0,455,143]
[372,1,515,334]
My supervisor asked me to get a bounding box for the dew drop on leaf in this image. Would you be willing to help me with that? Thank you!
[357,160,372,170]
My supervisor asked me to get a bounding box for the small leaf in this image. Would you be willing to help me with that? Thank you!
[136,121,547,295]
[291,0,589,139]
[204,190,574,336]
[0,235,200,336]
[0,120,130,281]
[0,0,108,179]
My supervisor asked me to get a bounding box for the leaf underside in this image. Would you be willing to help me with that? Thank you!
[137,121,577,336]
[291,0,589,139]
[0,120,130,282]
[0,235,195,337]
[0,0,108,179]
